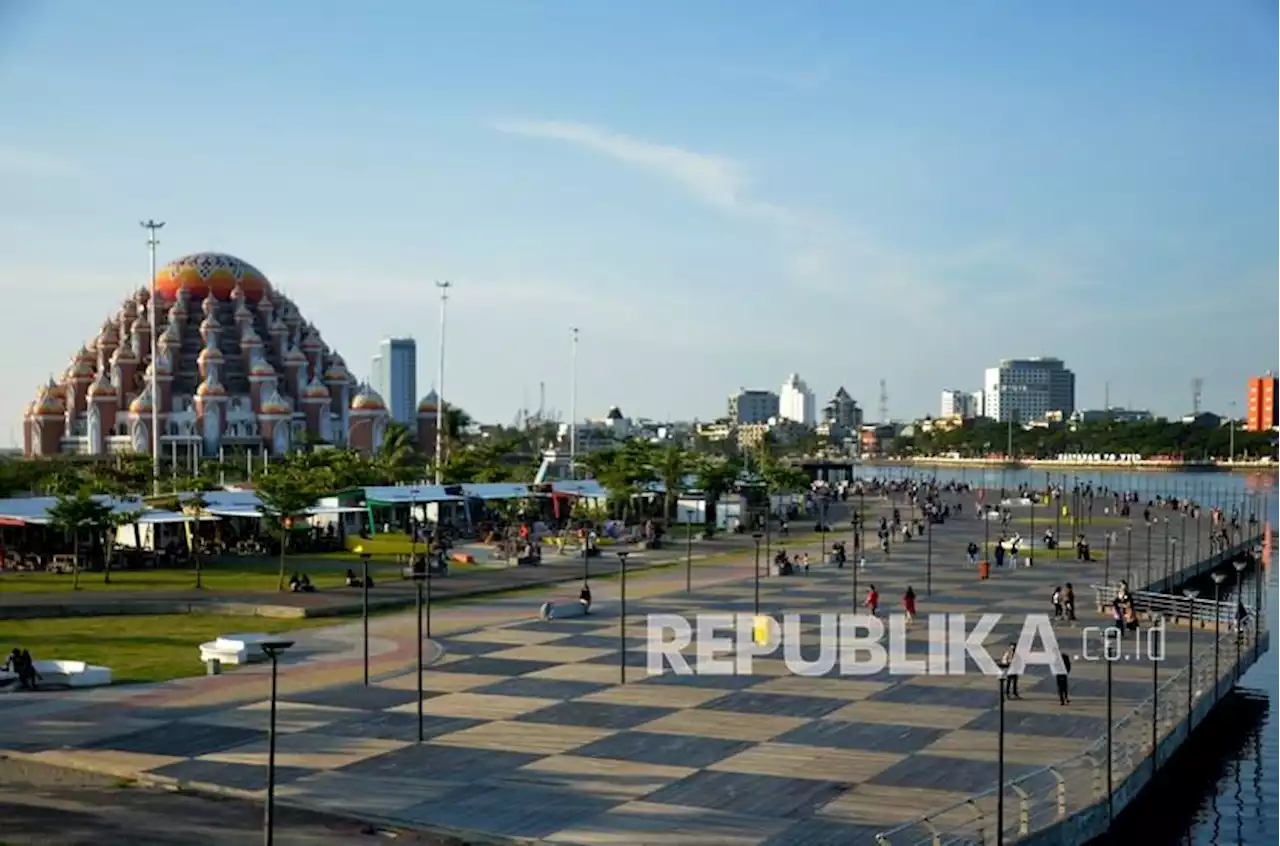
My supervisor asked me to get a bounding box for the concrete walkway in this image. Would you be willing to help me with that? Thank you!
[0,492,1261,845]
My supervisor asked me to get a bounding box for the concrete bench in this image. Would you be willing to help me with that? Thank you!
[30,660,113,688]
[539,598,601,620]
[198,633,273,666]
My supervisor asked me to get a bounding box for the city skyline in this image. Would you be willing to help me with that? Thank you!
[1,2,1276,442]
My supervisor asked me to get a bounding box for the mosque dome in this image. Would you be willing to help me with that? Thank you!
[129,388,153,415]
[417,390,440,413]
[259,386,293,415]
[154,252,270,302]
[302,375,332,399]
[33,387,65,415]
[351,384,386,412]
[248,357,277,378]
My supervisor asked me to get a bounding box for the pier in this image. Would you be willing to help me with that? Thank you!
[0,487,1269,845]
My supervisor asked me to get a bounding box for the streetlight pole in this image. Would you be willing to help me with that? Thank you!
[617,551,629,684]
[685,508,694,593]
[1106,643,1114,825]
[1183,589,1199,718]
[415,565,425,742]
[141,220,164,495]
[1211,571,1227,703]
[260,640,294,846]
[926,516,933,596]
[1125,525,1132,584]
[569,327,578,479]
[1145,522,1152,588]
[434,281,451,484]
[752,533,762,616]
[996,666,1007,846]
[357,547,371,685]
[1233,559,1247,682]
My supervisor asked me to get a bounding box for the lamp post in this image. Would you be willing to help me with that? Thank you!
[141,219,164,495]
[1211,571,1227,703]
[1029,492,1035,567]
[1145,522,1153,587]
[1104,533,1112,588]
[1232,559,1247,682]
[433,281,451,484]
[820,498,828,561]
[996,665,1007,846]
[355,546,371,685]
[1125,524,1133,584]
[1105,637,1114,825]
[260,639,294,846]
[1182,588,1199,719]
[685,508,694,593]
[617,551,629,684]
[569,326,579,479]
[1163,518,1171,592]
[413,563,426,741]
[1055,475,1063,559]
[1180,513,1188,574]
[752,532,763,617]
[926,516,933,597]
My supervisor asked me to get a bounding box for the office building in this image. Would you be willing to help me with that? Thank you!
[940,389,981,420]
[1247,373,1278,432]
[780,373,817,426]
[983,357,1075,423]
[374,337,417,427]
[727,389,779,425]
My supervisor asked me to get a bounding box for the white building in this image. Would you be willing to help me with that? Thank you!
[983,358,1076,423]
[728,389,779,424]
[780,373,816,426]
[940,389,981,420]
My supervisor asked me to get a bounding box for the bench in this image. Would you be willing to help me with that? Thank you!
[29,660,113,688]
[198,633,274,666]
[538,598,599,620]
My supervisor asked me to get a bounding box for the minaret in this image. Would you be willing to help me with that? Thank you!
[168,289,189,329]
[256,290,275,326]
[86,369,118,455]
[416,390,440,459]
[66,348,95,417]
[194,370,229,457]
[348,383,388,454]
[128,385,154,455]
[301,372,332,440]
[300,328,325,377]
[240,325,264,369]
[152,347,174,415]
[282,343,308,404]
[97,319,119,363]
[199,306,221,348]
[198,340,224,384]
[247,356,277,413]
[30,385,67,456]
[257,382,294,455]
[268,314,289,360]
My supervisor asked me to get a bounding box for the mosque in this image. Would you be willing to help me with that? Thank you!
[22,252,440,460]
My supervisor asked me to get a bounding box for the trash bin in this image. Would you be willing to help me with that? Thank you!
[206,657,222,676]
[978,561,991,580]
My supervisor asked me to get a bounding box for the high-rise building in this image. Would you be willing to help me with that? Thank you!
[727,389,779,424]
[983,357,1075,423]
[940,389,980,419]
[1246,373,1278,432]
[780,373,816,426]
[374,337,417,427]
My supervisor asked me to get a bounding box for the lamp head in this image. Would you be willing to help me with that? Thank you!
[1211,571,1228,584]
[616,551,630,562]
[1233,560,1247,572]
[260,640,294,657]
[752,532,763,540]
[1183,588,1200,599]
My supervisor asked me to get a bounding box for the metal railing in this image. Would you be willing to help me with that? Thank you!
[875,620,1265,845]
[1091,585,1236,627]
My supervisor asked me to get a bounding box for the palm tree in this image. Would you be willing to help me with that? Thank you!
[46,492,116,591]
[183,493,210,589]
[692,455,742,535]
[255,464,326,591]
[657,444,690,521]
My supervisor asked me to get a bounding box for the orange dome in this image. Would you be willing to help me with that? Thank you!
[34,389,65,415]
[129,389,153,414]
[155,252,270,302]
[350,385,386,412]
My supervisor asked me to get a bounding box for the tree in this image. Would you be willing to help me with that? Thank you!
[183,492,210,589]
[46,492,116,591]
[691,455,742,532]
[656,444,691,521]
[255,463,327,591]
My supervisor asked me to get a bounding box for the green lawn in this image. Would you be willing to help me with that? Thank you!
[0,557,406,595]
[0,614,337,684]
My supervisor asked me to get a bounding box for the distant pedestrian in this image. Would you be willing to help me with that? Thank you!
[1000,643,1020,700]
[1055,653,1072,705]
[865,585,879,617]
[1052,586,1064,620]
[1064,583,1077,622]
[967,541,980,565]
[903,586,917,626]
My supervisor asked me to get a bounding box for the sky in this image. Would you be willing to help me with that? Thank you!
[1,0,1276,443]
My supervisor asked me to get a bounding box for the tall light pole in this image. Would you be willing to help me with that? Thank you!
[434,281,451,484]
[569,327,579,479]
[260,640,294,846]
[1211,570,1227,702]
[1228,402,1237,464]
[141,220,164,495]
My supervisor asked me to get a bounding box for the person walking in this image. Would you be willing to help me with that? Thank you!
[1055,652,1072,705]
[1064,583,1077,622]
[865,585,879,617]
[903,586,917,627]
[967,541,980,566]
[1052,585,1064,621]
[1000,642,1020,700]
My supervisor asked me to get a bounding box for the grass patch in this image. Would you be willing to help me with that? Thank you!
[0,557,412,595]
[0,614,336,684]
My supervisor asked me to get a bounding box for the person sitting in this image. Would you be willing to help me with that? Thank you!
[289,572,303,592]
[295,573,315,593]
[579,582,592,614]
[1043,528,1056,550]
[345,568,363,588]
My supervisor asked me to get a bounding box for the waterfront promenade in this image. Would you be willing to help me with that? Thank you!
[0,492,1267,845]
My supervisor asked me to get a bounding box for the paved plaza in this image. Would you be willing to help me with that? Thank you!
[0,492,1257,844]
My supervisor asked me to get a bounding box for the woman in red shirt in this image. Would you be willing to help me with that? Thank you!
[865,585,879,617]
[903,586,917,625]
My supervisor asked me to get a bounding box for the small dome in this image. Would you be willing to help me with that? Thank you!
[46,377,67,399]
[198,345,224,364]
[34,388,65,415]
[241,326,263,346]
[201,294,217,317]
[200,312,221,330]
[283,344,308,365]
[231,282,246,303]
[111,343,137,363]
[152,349,173,375]
[259,385,292,415]
[72,346,95,366]
[417,390,440,413]
[196,376,227,397]
[234,301,253,321]
[302,374,331,399]
[129,387,154,415]
[301,332,324,351]
[69,356,96,378]
[163,321,182,342]
[88,371,115,398]
[248,356,276,377]
[350,384,386,412]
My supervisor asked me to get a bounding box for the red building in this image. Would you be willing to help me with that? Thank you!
[1246,373,1278,432]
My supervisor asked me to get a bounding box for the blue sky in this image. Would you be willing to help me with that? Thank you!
[1,0,1276,441]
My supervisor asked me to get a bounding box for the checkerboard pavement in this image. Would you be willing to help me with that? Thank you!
[2,495,1226,844]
